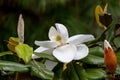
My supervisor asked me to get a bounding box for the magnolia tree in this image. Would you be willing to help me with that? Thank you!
[0,3,120,80]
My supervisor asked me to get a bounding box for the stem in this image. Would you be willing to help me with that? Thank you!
[87,27,109,47]
[14,58,21,80]
[32,59,44,74]
[14,72,19,80]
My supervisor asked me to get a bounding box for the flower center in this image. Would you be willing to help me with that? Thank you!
[55,35,66,48]
[55,35,62,41]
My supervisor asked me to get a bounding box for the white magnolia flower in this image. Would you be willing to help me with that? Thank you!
[33,23,95,63]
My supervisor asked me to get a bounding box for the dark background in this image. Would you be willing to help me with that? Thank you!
[0,0,120,52]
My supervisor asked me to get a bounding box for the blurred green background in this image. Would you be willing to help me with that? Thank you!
[0,0,120,52]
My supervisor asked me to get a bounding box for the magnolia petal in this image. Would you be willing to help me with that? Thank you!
[34,47,49,53]
[67,34,95,45]
[32,47,50,59]
[34,47,53,54]
[49,27,60,41]
[55,23,69,42]
[33,47,53,59]
[45,60,58,70]
[53,44,76,63]
[35,40,59,48]
[74,44,88,60]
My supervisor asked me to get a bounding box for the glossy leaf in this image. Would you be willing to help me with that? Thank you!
[15,44,33,63]
[89,46,104,57]
[81,54,104,65]
[105,26,115,41]
[115,24,120,36]
[74,63,106,80]
[53,63,64,80]
[74,63,88,80]
[34,52,57,61]
[0,51,13,57]
[66,63,80,80]
[113,37,120,49]
[115,63,120,75]
[86,68,106,80]
[30,61,54,79]
[0,60,29,72]
[116,52,120,63]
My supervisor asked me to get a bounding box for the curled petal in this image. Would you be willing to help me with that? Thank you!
[34,47,53,54]
[32,47,49,59]
[49,27,60,41]
[53,44,76,63]
[74,44,88,60]
[35,40,59,48]
[67,34,95,45]
[95,5,107,30]
[55,23,69,42]
[33,47,53,59]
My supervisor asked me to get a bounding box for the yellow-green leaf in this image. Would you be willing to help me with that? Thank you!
[15,44,33,63]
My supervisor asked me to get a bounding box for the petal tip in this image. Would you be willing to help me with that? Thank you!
[104,40,112,49]
[55,23,62,26]
[34,40,39,46]
[90,35,95,40]
[32,54,39,59]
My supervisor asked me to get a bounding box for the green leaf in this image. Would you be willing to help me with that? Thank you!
[29,61,54,79]
[0,60,29,72]
[0,51,13,57]
[53,63,64,80]
[15,44,33,63]
[113,37,120,48]
[34,52,57,61]
[116,52,120,63]
[74,64,88,80]
[115,64,120,74]
[66,63,80,80]
[86,68,106,80]
[106,26,115,41]
[116,52,120,74]
[81,54,104,65]
[89,46,104,57]
[74,63,106,80]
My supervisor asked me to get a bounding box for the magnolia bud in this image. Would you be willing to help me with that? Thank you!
[104,40,117,75]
